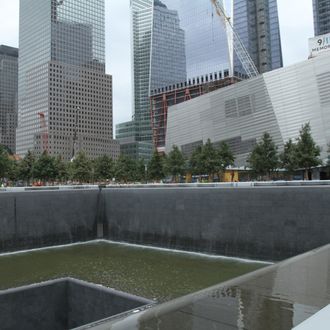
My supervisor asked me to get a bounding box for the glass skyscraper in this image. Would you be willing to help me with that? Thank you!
[118,0,229,159]
[17,0,119,159]
[0,45,18,154]
[233,0,283,74]
[313,0,330,36]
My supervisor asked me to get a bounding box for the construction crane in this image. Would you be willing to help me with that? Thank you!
[38,112,49,153]
[210,0,259,78]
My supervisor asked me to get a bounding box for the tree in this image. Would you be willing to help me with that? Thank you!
[133,158,147,183]
[71,151,92,183]
[280,139,298,174]
[114,155,136,183]
[201,139,217,181]
[165,145,185,182]
[247,132,279,179]
[7,158,19,182]
[189,145,203,177]
[34,151,57,183]
[0,145,11,180]
[295,123,322,180]
[54,155,69,183]
[94,155,114,182]
[148,151,165,182]
[215,142,235,180]
[18,150,36,185]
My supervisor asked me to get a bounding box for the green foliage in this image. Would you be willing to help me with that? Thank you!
[71,151,92,183]
[34,151,57,182]
[0,145,11,179]
[54,155,68,182]
[280,139,298,173]
[148,151,165,182]
[134,158,147,182]
[18,150,36,184]
[188,140,235,181]
[247,132,279,178]
[189,145,203,175]
[114,155,136,183]
[94,155,114,181]
[295,123,322,171]
[164,145,185,182]
[7,159,19,182]
[215,142,235,175]
[201,139,217,180]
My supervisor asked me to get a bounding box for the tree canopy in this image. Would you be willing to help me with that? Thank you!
[148,151,165,182]
[247,132,279,179]
[165,145,185,182]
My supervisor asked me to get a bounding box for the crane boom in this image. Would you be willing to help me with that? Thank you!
[210,0,259,78]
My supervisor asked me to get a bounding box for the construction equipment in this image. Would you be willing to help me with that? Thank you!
[210,0,259,78]
[71,106,80,161]
[38,112,49,153]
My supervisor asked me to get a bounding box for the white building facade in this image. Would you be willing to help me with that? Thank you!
[166,54,330,166]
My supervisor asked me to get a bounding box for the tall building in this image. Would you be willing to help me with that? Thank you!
[0,45,18,154]
[233,0,283,74]
[17,0,119,159]
[313,0,330,36]
[118,0,230,160]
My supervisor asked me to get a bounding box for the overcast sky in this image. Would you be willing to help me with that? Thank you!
[0,1,314,129]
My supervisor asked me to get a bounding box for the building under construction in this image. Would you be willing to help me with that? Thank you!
[150,75,241,151]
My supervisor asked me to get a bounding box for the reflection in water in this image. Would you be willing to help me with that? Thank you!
[108,245,330,330]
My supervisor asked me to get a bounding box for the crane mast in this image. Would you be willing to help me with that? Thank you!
[210,0,259,78]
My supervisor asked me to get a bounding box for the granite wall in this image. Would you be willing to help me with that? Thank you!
[0,190,100,252]
[103,187,330,261]
[1,187,329,261]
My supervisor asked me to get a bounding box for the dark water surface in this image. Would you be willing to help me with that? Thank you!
[0,241,265,302]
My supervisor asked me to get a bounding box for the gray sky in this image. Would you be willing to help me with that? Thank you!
[0,1,314,129]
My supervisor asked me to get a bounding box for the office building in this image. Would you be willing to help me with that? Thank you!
[313,0,330,36]
[166,53,330,166]
[17,0,119,159]
[117,0,230,159]
[0,45,18,154]
[233,0,283,74]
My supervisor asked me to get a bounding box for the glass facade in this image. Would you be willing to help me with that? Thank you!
[120,0,230,158]
[17,0,119,159]
[0,46,18,154]
[233,0,283,74]
[313,0,330,36]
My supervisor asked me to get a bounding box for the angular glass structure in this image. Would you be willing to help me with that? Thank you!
[313,0,330,36]
[119,0,230,159]
[233,0,283,74]
[0,45,18,154]
[17,0,119,159]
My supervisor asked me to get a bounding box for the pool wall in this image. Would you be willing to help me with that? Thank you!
[1,187,329,261]
[0,190,99,252]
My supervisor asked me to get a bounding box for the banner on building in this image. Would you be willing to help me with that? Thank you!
[309,33,330,57]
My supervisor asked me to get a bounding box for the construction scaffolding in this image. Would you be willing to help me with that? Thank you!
[150,76,241,151]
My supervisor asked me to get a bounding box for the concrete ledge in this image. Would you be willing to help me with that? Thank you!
[0,278,154,330]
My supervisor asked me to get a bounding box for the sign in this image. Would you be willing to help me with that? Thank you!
[309,33,330,57]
